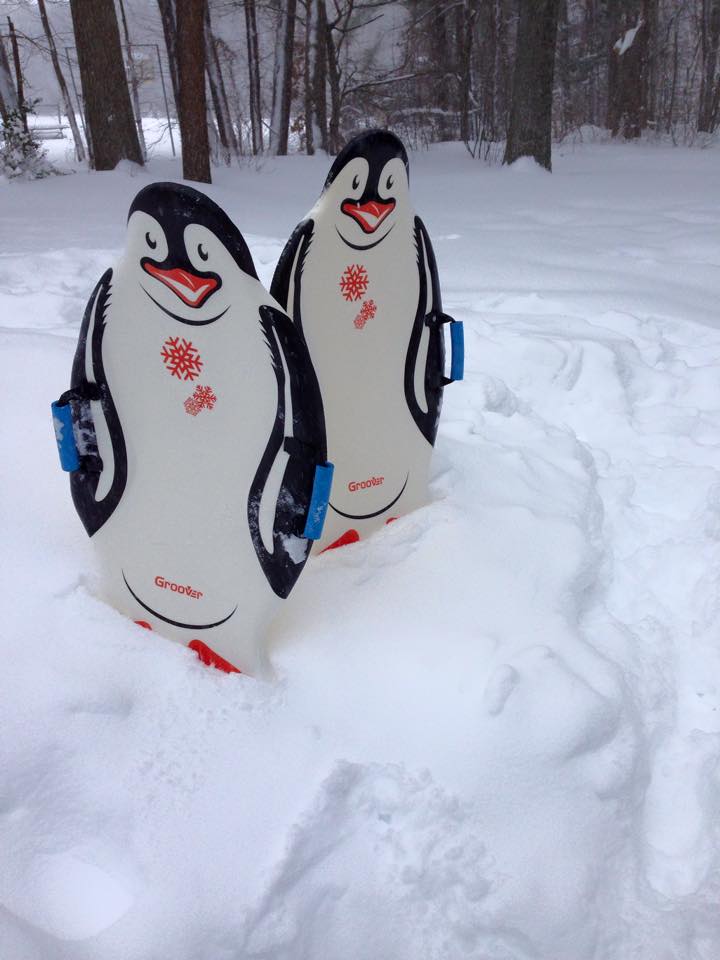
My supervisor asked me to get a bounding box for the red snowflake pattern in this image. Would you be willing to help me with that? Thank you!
[354,298,377,330]
[161,336,203,381]
[184,384,217,416]
[339,264,369,302]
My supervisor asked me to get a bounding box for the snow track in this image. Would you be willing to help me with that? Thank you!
[1,142,719,959]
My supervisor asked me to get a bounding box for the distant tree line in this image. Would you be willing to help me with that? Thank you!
[1,0,718,182]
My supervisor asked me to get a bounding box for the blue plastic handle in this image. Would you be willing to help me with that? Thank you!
[303,462,334,540]
[449,321,464,382]
[51,401,80,472]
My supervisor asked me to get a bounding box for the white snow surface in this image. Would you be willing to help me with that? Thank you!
[2,139,720,959]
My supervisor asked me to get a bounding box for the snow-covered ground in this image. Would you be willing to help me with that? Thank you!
[2,136,719,960]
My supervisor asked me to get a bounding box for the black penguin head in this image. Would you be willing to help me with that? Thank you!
[127,182,258,323]
[323,130,410,248]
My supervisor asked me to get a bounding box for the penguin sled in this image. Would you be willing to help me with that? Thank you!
[271,129,463,553]
[52,182,332,674]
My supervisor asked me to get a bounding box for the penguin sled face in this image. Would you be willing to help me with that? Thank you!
[125,182,259,326]
[320,130,412,251]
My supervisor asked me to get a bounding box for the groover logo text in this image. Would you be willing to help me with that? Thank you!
[154,575,204,599]
[348,476,384,493]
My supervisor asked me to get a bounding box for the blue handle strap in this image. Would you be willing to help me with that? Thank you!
[51,400,80,472]
[425,312,464,384]
[449,320,464,382]
[303,462,334,540]
[51,382,101,472]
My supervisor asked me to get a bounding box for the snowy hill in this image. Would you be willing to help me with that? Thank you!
[1,140,719,960]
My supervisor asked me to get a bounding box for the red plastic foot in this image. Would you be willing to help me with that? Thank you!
[188,639,241,674]
[320,529,360,553]
[135,620,153,630]
[385,517,398,525]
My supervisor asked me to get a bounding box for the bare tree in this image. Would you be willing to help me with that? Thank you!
[157,0,180,109]
[504,0,560,170]
[206,6,239,161]
[313,0,329,151]
[37,0,86,161]
[0,31,18,123]
[698,0,720,131]
[117,0,148,159]
[7,17,27,131]
[244,0,263,153]
[607,0,657,139]
[68,0,143,169]
[176,0,211,181]
[269,0,297,155]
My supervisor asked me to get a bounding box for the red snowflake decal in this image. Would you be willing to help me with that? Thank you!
[161,336,203,381]
[339,264,369,302]
[354,298,377,330]
[184,384,217,416]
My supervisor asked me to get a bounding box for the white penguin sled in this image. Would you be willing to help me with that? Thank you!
[271,130,463,553]
[52,182,332,673]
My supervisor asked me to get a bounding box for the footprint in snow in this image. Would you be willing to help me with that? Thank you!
[482,644,637,797]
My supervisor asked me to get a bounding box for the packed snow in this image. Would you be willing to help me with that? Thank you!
[1,135,720,960]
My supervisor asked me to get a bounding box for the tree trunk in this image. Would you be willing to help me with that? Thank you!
[698,0,720,132]
[607,1,652,139]
[176,0,210,182]
[313,0,329,152]
[324,10,341,152]
[244,0,263,154]
[302,0,315,154]
[7,18,27,132]
[457,1,475,145]
[503,0,560,170]
[117,0,147,159]
[37,0,86,161]
[210,32,240,157]
[68,0,143,169]
[274,0,297,155]
[205,5,235,164]
[0,30,18,123]
[157,0,179,111]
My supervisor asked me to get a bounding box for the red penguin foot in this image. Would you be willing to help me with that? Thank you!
[385,517,398,525]
[188,639,241,674]
[321,529,361,553]
[135,620,153,630]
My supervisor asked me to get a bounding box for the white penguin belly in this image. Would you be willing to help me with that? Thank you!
[300,223,430,543]
[93,278,280,669]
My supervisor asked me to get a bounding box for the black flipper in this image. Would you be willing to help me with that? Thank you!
[270,219,314,338]
[62,269,127,537]
[248,304,327,598]
[404,217,447,446]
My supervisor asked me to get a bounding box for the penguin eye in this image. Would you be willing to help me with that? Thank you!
[386,175,394,190]
[352,174,360,190]
[198,243,209,262]
[145,232,157,250]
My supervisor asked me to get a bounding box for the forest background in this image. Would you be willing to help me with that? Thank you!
[1,0,718,183]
